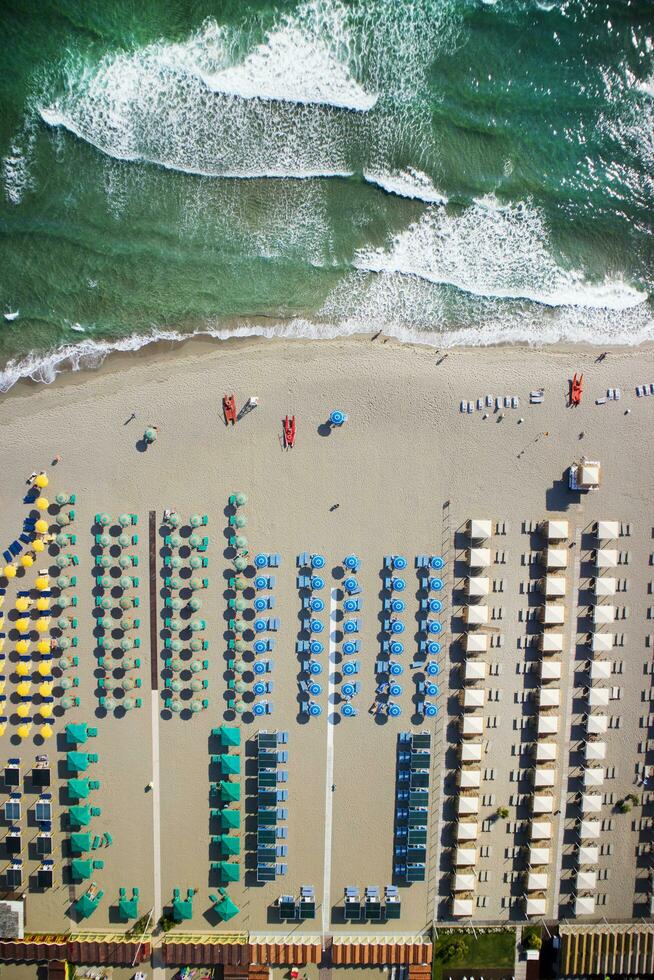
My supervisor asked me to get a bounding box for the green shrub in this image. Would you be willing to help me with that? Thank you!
[496,806,509,819]
[523,929,542,951]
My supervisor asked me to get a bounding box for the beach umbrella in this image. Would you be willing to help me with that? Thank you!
[100,617,112,630]
[170,657,183,672]
[36,496,49,511]
[233,514,247,529]
[119,597,134,610]
[17,681,32,697]
[233,535,247,549]
[57,617,70,630]
[35,576,48,591]
[35,617,50,633]
[190,678,203,692]
[123,697,135,711]
[169,639,182,654]
[118,533,130,547]
[169,597,182,611]
[119,576,133,590]
[55,493,69,506]
[120,617,135,631]
[55,533,69,547]
[20,554,34,568]
[167,512,181,528]
[98,513,111,526]
[104,677,117,691]
[234,639,246,653]
[16,618,31,633]
[190,699,202,713]
[37,640,51,655]
[169,556,182,569]
[121,637,133,651]
[35,473,48,488]
[169,700,182,713]
[189,555,201,569]
[57,595,72,609]
[36,597,50,612]
[190,659,202,673]
[234,492,248,506]
[232,576,246,591]
[40,723,53,739]
[16,661,30,677]
[234,660,246,675]
[189,597,202,612]
[168,618,182,631]
[38,662,53,678]
[190,514,202,528]
[98,556,111,569]
[169,533,182,548]
[58,637,71,651]
[61,696,74,710]
[190,619,205,633]
[39,703,53,719]
[17,723,32,739]
[119,513,131,527]
[235,680,247,694]
[3,564,16,579]
[233,598,247,612]
[39,683,53,700]
[57,576,70,589]
[33,539,45,553]
[144,427,157,443]
[55,554,70,568]
[58,656,72,670]
[100,597,112,610]
[123,676,136,691]
[170,679,182,693]
[189,578,203,592]
[234,556,248,572]
[17,702,32,718]
[15,597,30,613]
[189,533,201,548]
[118,556,131,569]
[16,640,30,656]
[234,702,245,715]
[60,677,73,690]
[168,577,183,592]
[58,509,72,525]
[35,519,48,534]
[103,696,117,711]
[189,638,202,653]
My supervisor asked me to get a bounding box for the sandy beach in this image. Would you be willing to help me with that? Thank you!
[0,334,653,947]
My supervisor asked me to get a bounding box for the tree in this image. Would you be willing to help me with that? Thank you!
[619,799,632,813]
[523,931,542,951]
[496,806,509,819]
[440,937,469,962]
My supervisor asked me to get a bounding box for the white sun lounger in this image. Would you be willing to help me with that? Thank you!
[636,386,643,396]
[467,402,473,413]
[486,395,493,407]
[643,385,650,396]
[504,396,511,408]
[650,383,654,394]
[511,396,519,408]
[477,398,483,411]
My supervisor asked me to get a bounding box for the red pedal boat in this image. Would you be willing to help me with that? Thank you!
[570,373,584,406]
[223,394,236,425]
[283,415,296,449]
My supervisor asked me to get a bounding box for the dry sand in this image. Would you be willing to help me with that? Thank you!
[0,336,652,940]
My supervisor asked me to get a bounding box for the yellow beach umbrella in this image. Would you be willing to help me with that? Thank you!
[37,661,52,677]
[35,617,50,634]
[36,597,50,612]
[35,519,49,534]
[17,702,31,719]
[16,618,30,633]
[35,577,49,591]
[0,679,5,695]
[20,554,34,568]
[15,597,30,612]
[40,723,53,739]
[33,538,45,553]
[39,703,53,719]
[0,721,6,736]
[16,639,30,655]
[3,565,16,579]
[37,640,51,655]
[15,662,30,677]
[36,496,49,510]
[35,473,48,488]
[38,681,53,698]
[17,723,31,739]
[17,681,32,697]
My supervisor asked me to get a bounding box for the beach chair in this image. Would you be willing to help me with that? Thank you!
[276,826,287,839]
[267,617,280,631]
[197,537,209,552]
[269,553,280,567]
[276,864,287,875]
[277,807,288,819]
[297,552,310,567]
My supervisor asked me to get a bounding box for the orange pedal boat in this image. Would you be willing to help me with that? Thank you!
[283,415,296,449]
[570,373,584,406]
[223,394,236,425]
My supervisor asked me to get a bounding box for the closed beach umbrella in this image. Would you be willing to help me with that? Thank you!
[16,640,30,655]
[39,703,53,719]
[189,533,201,548]
[58,637,71,651]
[189,638,202,653]
[17,702,31,718]
[235,492,248,506]
[190,659,202,673]
[169,533,182,548]
[233,535,247,549]
[169,639,182,653]
[36,597,50,612]
[234,660,246,675]
[121,637,133,651]
[37,640,51,655]
[144,427,157,443]
[17,723,32,738]
[123,676,136,691]
[40,723,53,739]
[234,556,248,572]
[119,597,134,610]
[119,513,131,526]
[33,539,45,553]
[189,597,202,612]
[190,514,202,528]
[55,493,69,506]
[189,555,201,569]
[170,679,182,693]
[20,554,34,568]
[98,556,111,569]
[38,662,52,678]
[118,533,130,547]
[16,661,30,677]
[123,697,135,711]
[15,597,30,613]
[35,474,48,488]
[98,513,111,526]
[56,555,70,568]
[119,576,132,590]
[36,496,49,510]
[57,576,70,589]
[3,565,16,579]
[36,617,50,634]
[35,519,48,534]
[61,696,74,710]
[190,699,202,713]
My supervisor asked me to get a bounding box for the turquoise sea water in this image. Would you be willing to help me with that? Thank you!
[0,0,653,388]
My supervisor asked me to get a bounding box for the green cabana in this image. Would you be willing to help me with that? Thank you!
[219,781,240,803]
[75,890,103,919]
[220,755,240,776]
[118,895,139,921]
[219,834,240,856]
[219,809,240,830]
[71,858,92,881]
[214,893,239,921]
[65,722,88,745]
[218,726,240,747]
[218,861,240,883]
[70,832,91,854]
[172,896,193,922]
[66,752,89,773]
[67,778,90,800]
[69,805,91,827]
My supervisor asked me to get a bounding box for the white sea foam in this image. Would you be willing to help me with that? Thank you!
[363,168,447,204]
[636,76,654,98]
[354,201,648,310]
[2,128,36,205]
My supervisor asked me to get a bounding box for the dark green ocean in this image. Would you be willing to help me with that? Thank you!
[1,0,653,388]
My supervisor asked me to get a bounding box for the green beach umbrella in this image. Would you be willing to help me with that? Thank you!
[119,555,132,569]
[172,896,193,921]
[65,722,88,745]
[190,619,205,633]
[70,831,91,853]
[190,678,203,692]
[119,597,134,609]
[169,533,182,548]
[189,577,203,591]
[233,598,247,612]
[233,514,247,529]
[169,597,183,611]
[190,699,203,713]
[56,575,70,589]
[170,555,182,569]
[118,895,139,920]
[118,532,131,547]
[58,596,72,608]
[60,677,73,690]
[231,620,245,635]
[215,894,239,921]
[71,859,92,881]
[123,697,135,711]
[75,891,101,918]
[218,726,240,747]
[120,617,135,630]
[233,535,247,549]
[57,616,70,630]
[168,617,182,631]
[190,638,202,652]
[61,695,74,710]
[56,554,70,569]
[69,805,91,827]
[119,575,133,589]
[100,575,112,588]
[234,556,248,572]
[189,533,201,548]
[233,576,246,591]
[98,556,111,569]
[189,597,202,612]
[144,427,157,443]
[220,834,240,856]
[123,676,136,691]
[170,679,183,693]
[189,555,201,569]
[100,597,112,610]
[55,533,69,547]
[190,659,202,673]
[98,514,111,527]
[104,676,117,691]
[58,656,72,670]
[169,700,182,713]
[220,755,240,776]
[100,617,112,629]
[235,680,247,694]
[99,533,111,547]
[220,781,240,802]
[58,636,71,651]
[219,861,240,883]
[169,639,183,653]
[67,778,90,800]
[168,512,181,528]
[119,513,131,526]
[235,492,248,506]
[190,514,202,527]
[234,639,247,653]
[168,576,182,590]
[170,657,183,671]
[234,702,246,715]
[219,808,240,829]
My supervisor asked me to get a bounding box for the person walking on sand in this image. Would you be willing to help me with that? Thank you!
[52,454,62,464]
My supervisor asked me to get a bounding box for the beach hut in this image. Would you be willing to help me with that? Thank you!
[220,755,240,777]
[463,633,488,654]
[455,821,479,841]
[213,891,239,922]
[461,715,484,737]
[527,872,549,892]
[584,741,607,761]
[577,870,597,890]
[537,715,559,735]
[579,819,600,839]
[595,548,618,568]
[468,519,492,541]
[581,793,602,814]
[540,632,564,653]
[526,897,547,917]
[545,548,568,570]
[533,769,555,788]
[530,821,552,841]
[596,520,619,541]
[461,688,486,709]
[588,687,609,706]
[586,715,608,735]
[579,845,599,865]
[583,768,605,787]
[74,890,103,919]
[538,688,561,708]
[457,796,480,816]
[540,603,565,625]
[593,605,615,625]
[593,576,616,596]
[219,809,240,831]
[541,575,566,597]
[590,633,613,653]
[219,835,240,856]
[218,861,240,883]
[590,661,611,681]
[217,725,241,748]
[529,846,551,866]
[458,768,481,788]
[454,847,477,867]
[464,661,487,682]
[544,519,568,541]
[219,781,240,803]
[541,661,562,681]
[466,576,489,597]
[467,547,490,569]
[463,605,488,626]
[452,898,474,917]
[460,743,483,763]
[532,794,554,814]
[574,895,597,916]
[452,872,476,892]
